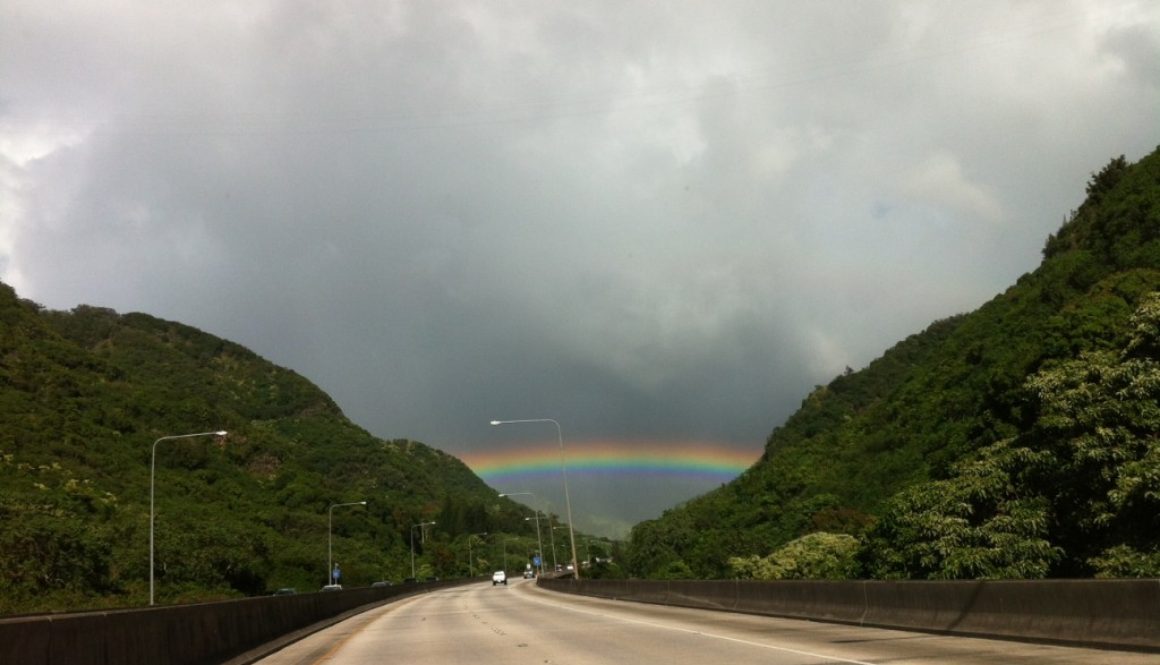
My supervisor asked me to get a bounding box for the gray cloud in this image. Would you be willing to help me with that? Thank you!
[3,0,1158,535]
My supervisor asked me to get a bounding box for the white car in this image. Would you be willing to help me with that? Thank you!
[492,570,507,586]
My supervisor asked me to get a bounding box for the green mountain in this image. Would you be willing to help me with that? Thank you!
[0,292,547,614]
[627,148,1160,581]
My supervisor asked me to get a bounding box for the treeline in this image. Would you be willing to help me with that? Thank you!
[628,147,1160,581]
[0,291,550,614]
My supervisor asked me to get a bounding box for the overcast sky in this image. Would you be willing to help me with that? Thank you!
[2,1,1158,536]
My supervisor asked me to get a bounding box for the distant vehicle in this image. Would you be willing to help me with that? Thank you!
[371,581,392,588]
[272,587,297,596]
[492,570,507,586]
[402,577,418,584]
[321,584,343,592]
[523,570,534,579]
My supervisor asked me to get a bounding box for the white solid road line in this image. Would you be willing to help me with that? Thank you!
[519,584,878,665]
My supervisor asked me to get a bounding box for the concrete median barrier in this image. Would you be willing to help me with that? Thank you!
[0,578,471,665]
[538,577,1160,651]
[0,615,51,665]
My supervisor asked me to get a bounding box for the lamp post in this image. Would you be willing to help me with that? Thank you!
[499,491,544,576]
[328,501,367,585]
[150,430,227,606]
[546,513,557,571]
[553,525,571,571]
[490,419,580,579]
[525,515,544,576]
[468,532,488,577]
[411,521,436,579]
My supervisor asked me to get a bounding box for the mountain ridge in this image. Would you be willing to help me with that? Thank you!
[0,287,549,614]
[626,146,1160,580]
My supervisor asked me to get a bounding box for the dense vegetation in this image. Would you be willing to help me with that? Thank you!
[0,293,562,614]
[628,147,1160,581]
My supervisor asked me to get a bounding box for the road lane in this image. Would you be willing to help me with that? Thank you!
[253,579,1159,665]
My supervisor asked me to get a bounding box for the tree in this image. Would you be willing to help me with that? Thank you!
[1025,292,1160,573]
[864,441,1059,579]
[1085,155,1129,206]
[867,293,1160,579]
[730,532,861,580]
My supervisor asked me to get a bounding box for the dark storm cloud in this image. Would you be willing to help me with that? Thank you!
[3,0,1158,535]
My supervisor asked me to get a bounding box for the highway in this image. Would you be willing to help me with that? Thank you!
[253,578,1158,665]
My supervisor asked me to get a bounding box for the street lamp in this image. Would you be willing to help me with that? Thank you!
[545,512,557,571]
[468,532,488,577]
[524,516,544,576]
[328,501,367,585]
[411,521,436,579]
[150,430,227,606]
[499,491,544,576]
[582,536,598,567]
[553,525,572,571]
[490,419,581,579]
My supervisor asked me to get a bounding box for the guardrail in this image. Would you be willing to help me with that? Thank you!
[537,578,1160,651]
[0,579,472,665]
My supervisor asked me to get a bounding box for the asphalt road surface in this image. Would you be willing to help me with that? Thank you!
[252,578,1158,665]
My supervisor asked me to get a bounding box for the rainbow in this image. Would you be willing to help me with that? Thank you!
[462,440,761,484]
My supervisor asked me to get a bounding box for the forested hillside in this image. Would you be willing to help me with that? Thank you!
[0,293,547,614]
[628,147,1160,581]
